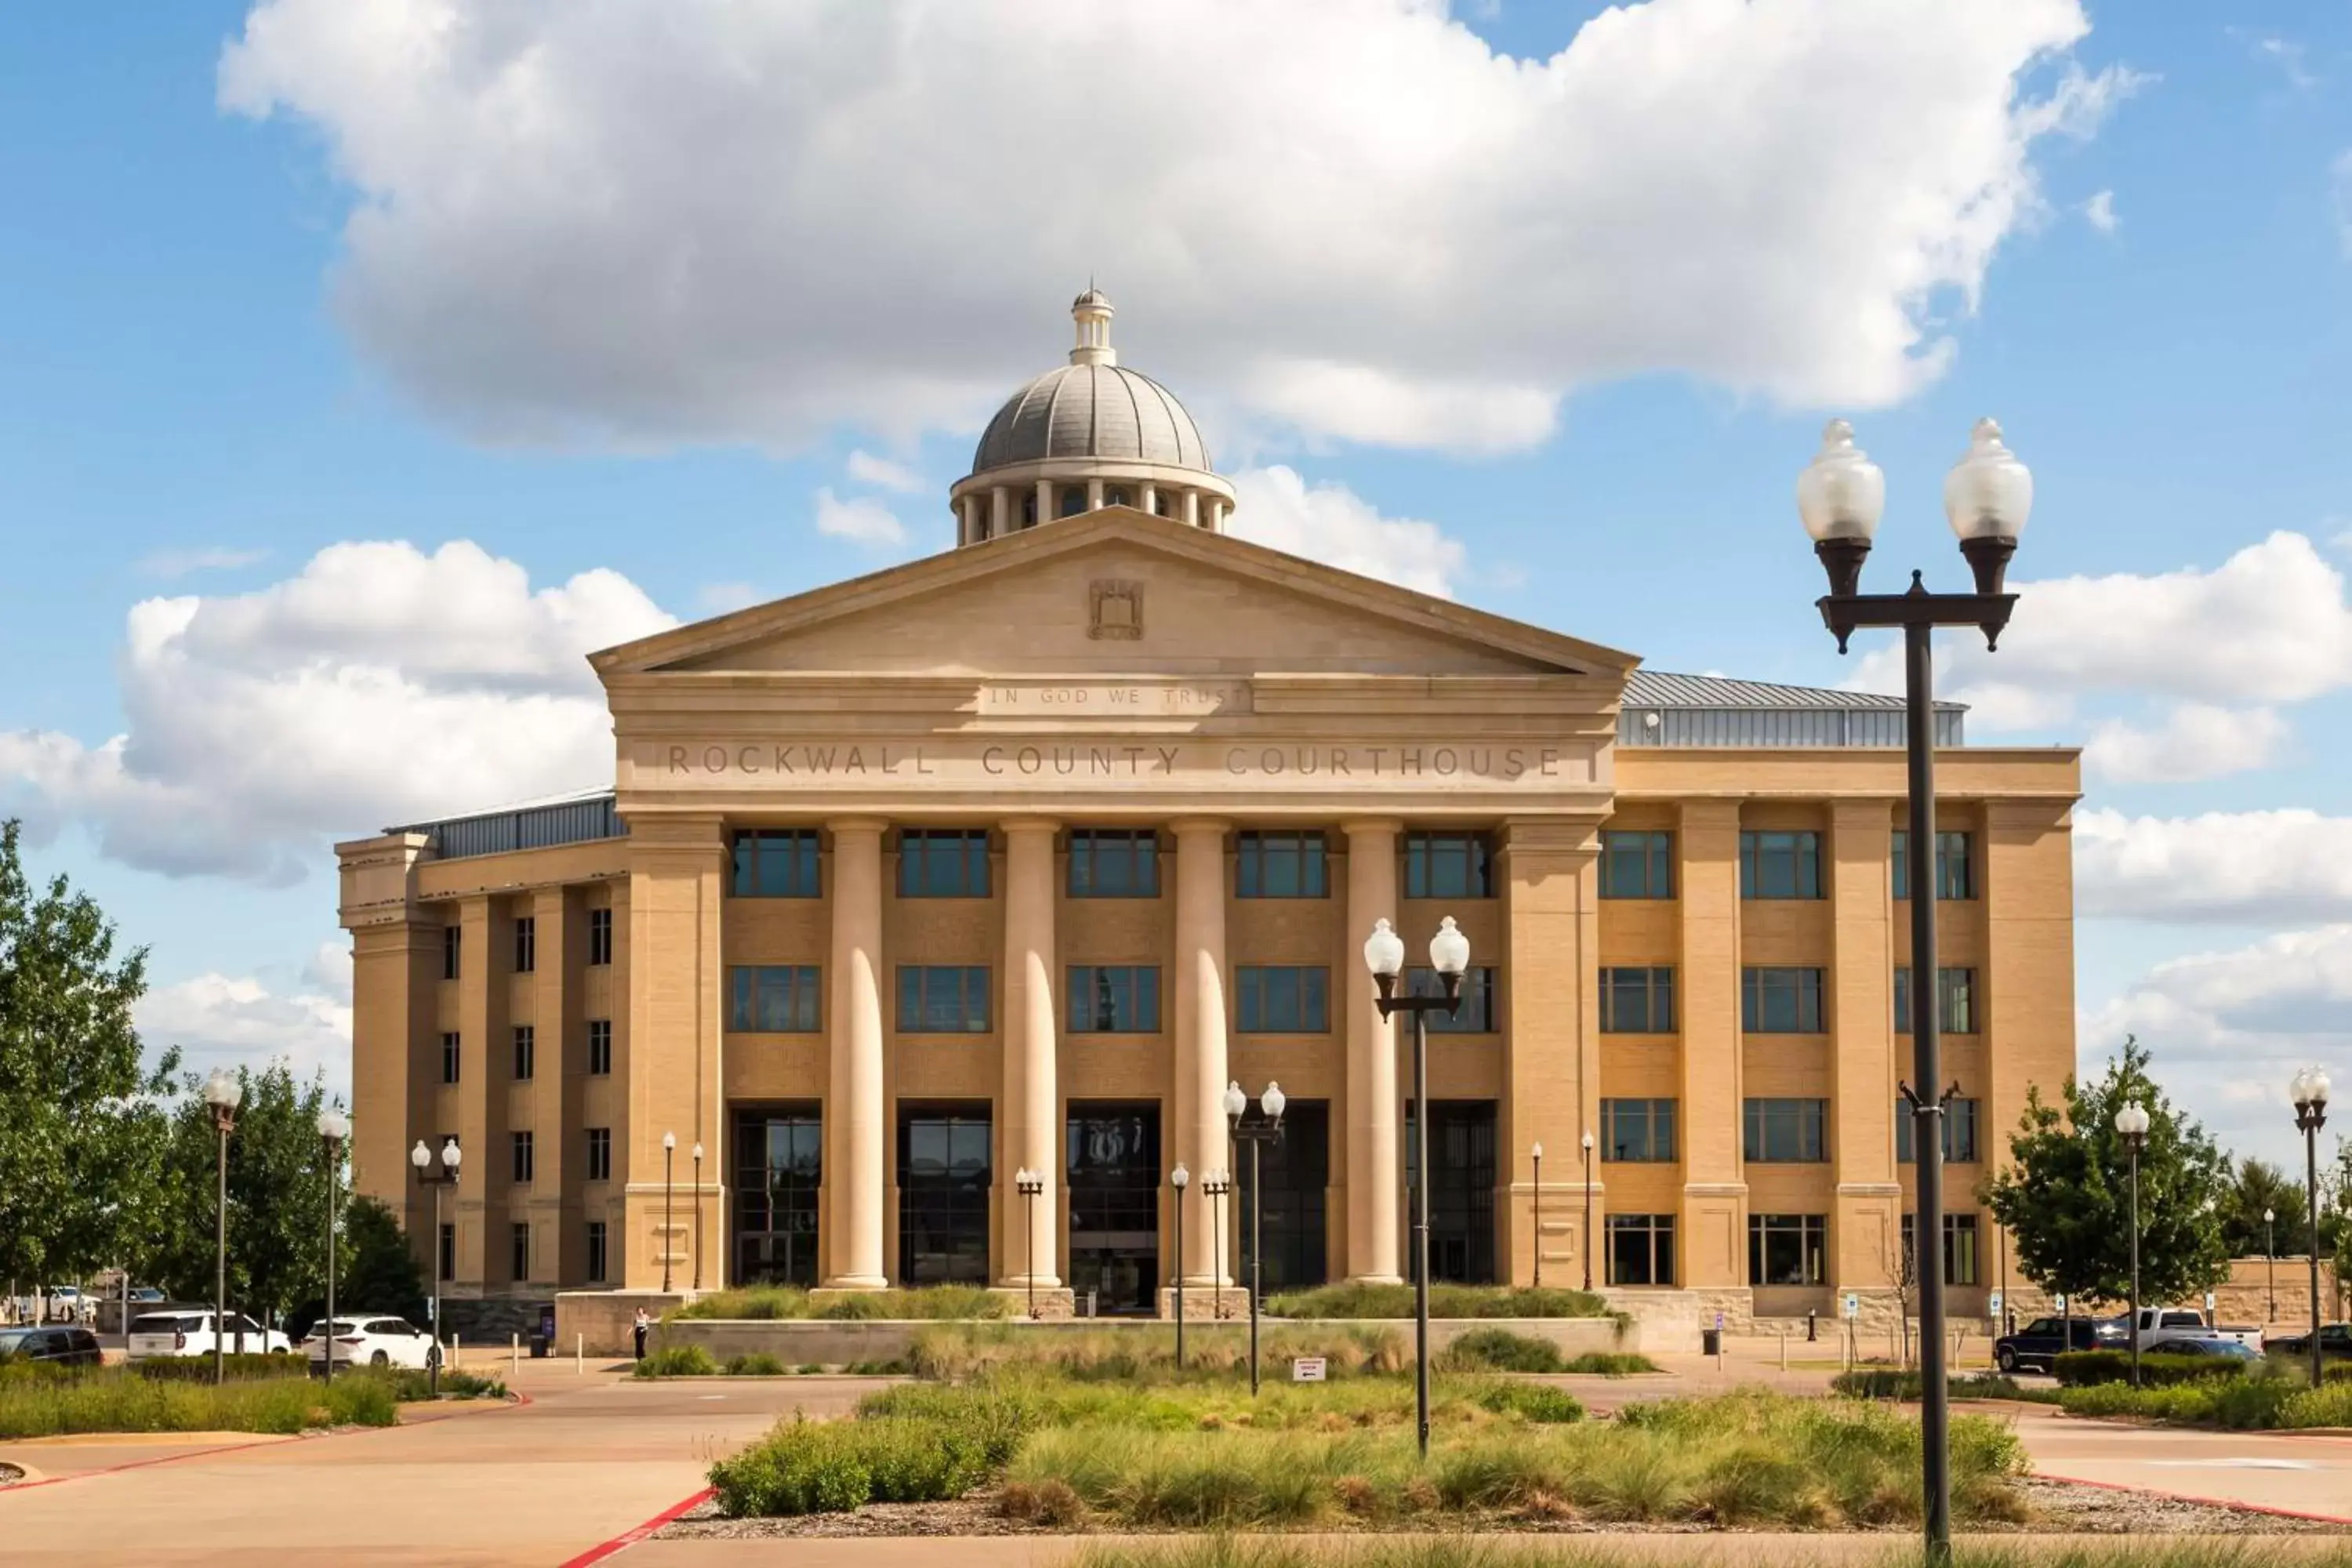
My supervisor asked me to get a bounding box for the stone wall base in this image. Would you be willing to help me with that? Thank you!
[554,1289,688,1357]
[1159,1286,1252,1323]
[992,1286,1078,1321]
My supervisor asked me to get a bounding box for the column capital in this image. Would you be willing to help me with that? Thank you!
[1829,797,1896,826]
[825,816,891,837]
[1000,815,1062,837]
[1677,798,1744,829]
[1339,817,1403,840]
[1497,816,1602,858]
[1167,816,1230,840]
[624,812,729,851]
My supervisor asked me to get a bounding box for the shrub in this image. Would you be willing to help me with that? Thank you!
[710,1414,996,1515]
[727,1352,789,1376]
[1471,1382,1584,1424]
[902,1322,1406,1383]
[379,1366,506,1400]
[0,1367,403,1439]
[672,1283,1011,1323]
[1436,1330,1564,1374]
[1264,1283,1616,1322]
[634,1345,722,1378]
[2054,1349,2246,1388]
[1561,1352,1657,1376]
[133,1353,310,1384]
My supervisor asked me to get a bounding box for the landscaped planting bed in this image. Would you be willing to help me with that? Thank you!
[1062,1536,2352,1568]
[0,1359,507,1439]
[1264,1283,1620,1322]
[668,1284,1010,1322]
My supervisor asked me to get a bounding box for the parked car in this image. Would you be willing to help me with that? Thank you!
[2148,1334,2263,1362]
[128,1287,166,1304]
[44,1286,86,1320]
[2125,1306,2263,1353]
[2266,1323,2352,1359]
[125,1311,291,1359]
[1994,1315,2122,1374]
[0,1324,104,1367]
[300,1316,433,1371]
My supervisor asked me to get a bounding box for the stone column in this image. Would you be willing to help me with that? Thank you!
[1342,819,1402,1283]
[826,818,888,1289]
[1677,801,1749,1287]
[1034,479,1052,528]
[957,494,978,546]
[1182,490,1201,528]
[990,486,1010,540]
[1001,819,1062,1288]
[1171,819,1230,1286]
[1087,477,1105,510]
[1139,481,1157,517]
[1830,800,1900,1294]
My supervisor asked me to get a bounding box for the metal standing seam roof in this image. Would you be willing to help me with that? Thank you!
[972,362,1212,474]
[1623,670,1964,713]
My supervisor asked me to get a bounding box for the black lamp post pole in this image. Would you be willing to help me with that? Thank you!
[1173,1177,1186,1368]
[2265,1214,2276,1323]
[1017,1171,1044,1320]
[2298,1086,2330,1389]
[1531,1145,1541,1290]
[1376,969,1465,1461]
[1581,1134,1595,1293]
[662,1140,675,1294]
[1228,1101,1285,1397]
[2123,1131,2145,1388]
[212,1108,233,1387]
[429,1178,444,1397]
[1203,1171,1230,1323]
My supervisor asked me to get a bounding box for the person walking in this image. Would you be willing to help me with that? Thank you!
[633,1307,650,1361]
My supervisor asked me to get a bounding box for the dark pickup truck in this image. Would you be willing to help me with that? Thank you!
[1993,1315,2121,1374]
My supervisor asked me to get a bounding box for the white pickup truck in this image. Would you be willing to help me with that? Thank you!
[2127,1306,2263,1352]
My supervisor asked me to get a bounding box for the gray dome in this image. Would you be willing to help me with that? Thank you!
[971,362,1213,475]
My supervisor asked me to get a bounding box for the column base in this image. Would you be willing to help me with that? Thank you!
[991,1286,1077,1320]
[814,1277,888,1296]
[1345,1272,1403,1287]
[1158,1285,1250,1321]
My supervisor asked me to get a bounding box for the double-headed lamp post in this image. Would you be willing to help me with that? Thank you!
[1201,1168,1232,1322]
[317,1108,350,1383]
[1365,913,1471,1461]
[1530,1143,1542,1289]
[1224,1079,1287,1396]
[1014,1167,1045,1319]
[2264,1207,2278,1323]
[411,1135,460,1395]
[1170,1162,1190,1366]
[2294,1067,2332,1388]
[2114,1101,2151,1388]
[200,1069,243,1385]
[1801,414,2031,1566]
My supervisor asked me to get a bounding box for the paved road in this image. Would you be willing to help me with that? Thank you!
[2006,1403,2352,1522]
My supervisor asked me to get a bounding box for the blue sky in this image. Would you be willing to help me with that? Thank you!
[5,1,2352,1171]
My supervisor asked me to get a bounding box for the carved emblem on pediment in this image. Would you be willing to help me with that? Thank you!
[1088,579,1144,641]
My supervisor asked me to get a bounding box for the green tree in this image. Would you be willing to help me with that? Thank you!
[0,818,177,1299]
[2220,1157,2306,1258]
[1986,1036,2232,1309]
[144,1063,346,1333]
[338,1196,427,1324]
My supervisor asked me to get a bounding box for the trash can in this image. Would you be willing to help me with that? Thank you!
[1701,1327,1722,1356]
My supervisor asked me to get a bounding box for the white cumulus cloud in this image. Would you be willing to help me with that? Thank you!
[137,966,355,1090]
[1229,466,1468,598]
[216,0,2133,455]
[2075,807,2352,924]
[0,540,674,884]
[814,488,908,548]
[846,450,927,495]
[2083,703,2288,785]
[2082,189,2117,233]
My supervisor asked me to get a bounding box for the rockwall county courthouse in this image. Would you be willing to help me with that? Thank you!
[338,291,2079,1329]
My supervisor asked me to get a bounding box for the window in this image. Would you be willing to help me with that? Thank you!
[1405,966,1497,1032]
[511,1025,535,1082]
[898,966,991,1033]
[1600,830,1674,898]
[1893,829,1974,901]
[731,830,820,898]
[1404,832,1494,898]
[1608,1214,1676,1286]
[899,1109,993,1285]
[437,1223,456,1279]
[1060,485,1087,517]
[1066,966,1160,1033]
[442,925,461,980]
[1897,1097,1980,1163]
[899,829,989,898]
[587,908,612,966]
[1601,1098,1678,1162]
[586,1127,612,1182]
[1741,967,1824,1033]
[1105,485,1131,508]
[1894,967,1976,1034]
[1744,1098,1829,1163]
[511,1131,534,1185]
[1069,829,1159,897]
[730,965,822,1033]
[1900,1213,1983,1286]
[510,1222,531,1283]
[1600,967,1675,1033]
[586,1221,608,1283]
[440,1032,461,1084]
[1236,966,1330,1032]
[1236,832,1327,898]
[1749,1213,1828,1285]
[514,916,535,974]
[1740,830,1822,899]
[587,1019,612,1076]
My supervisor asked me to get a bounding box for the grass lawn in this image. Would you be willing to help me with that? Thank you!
[0,1361,507,1439]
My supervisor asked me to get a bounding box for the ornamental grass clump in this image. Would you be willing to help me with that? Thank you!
[1071,1537,2352,1568]
[1264,1283,1616,1322]
[634,1344,722,1378]
[671,1284,1011,1323]
[0,1365,400,1439]
[2053,1349,2245,1388]
[904,1322,1406,1383]
[1436,1329,1563,1374]
[710,1413,1002,1516]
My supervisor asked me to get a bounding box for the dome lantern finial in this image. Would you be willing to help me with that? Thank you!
[1070,285,1115,367]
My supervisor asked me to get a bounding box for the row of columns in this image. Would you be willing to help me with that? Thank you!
[815,815,1406,1290]
[957,482,1230,545]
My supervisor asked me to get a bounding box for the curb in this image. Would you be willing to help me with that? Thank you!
[559,1486,717,1566]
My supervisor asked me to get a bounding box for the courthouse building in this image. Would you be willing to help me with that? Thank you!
[337,290,2079,1324]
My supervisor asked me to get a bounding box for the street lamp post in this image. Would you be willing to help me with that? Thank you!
[318,1108,350,1383]
[1581,1129,1597,1294]
[412,1136,461,1396]
[200,1069,243,1386]
[1530,1142,1542,1289]
[1202,1169,1231,1322]
[1015,1167,1044,1319]
[691,1142,705,1294]
[2294,1068,2332,1388]
[1365,914,1471,1461]
[1170,1163,1190,1367]
[1801,415,2031,1566]
[661,1133,677,1294]
[2114,1102,2151,1387]
[2264,1208,2277,1323]
[1224,1080,1287,1396]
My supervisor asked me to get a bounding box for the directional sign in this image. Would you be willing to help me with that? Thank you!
[1291,1356,1327,1383]
[1842,1291,1861,1321]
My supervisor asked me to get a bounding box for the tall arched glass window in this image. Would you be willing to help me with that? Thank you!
[1060,487,1088,517]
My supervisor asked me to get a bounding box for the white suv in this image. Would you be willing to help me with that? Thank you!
[126,1311,291,1359]
[302,1316,433,1370]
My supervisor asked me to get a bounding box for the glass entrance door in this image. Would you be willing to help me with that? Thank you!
[898,1104,993,1286]
[1066,1103,1160,1315]
[733,1107,821,1287]
[1405,1100,1497,1283]
[1240,1100,1329,1291]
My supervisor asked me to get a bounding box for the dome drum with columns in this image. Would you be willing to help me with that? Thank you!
[950,289,1237,546]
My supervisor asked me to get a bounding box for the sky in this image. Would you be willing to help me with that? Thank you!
[4,0,2352,1177]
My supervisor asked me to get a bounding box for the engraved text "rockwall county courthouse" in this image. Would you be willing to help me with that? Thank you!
[661,743,1565,780]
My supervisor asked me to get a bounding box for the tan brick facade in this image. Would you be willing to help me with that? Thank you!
[338,508,2079,1318]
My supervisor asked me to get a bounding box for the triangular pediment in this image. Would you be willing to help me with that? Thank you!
[593,508,1637,682]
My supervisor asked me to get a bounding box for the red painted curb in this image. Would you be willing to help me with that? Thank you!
[2048,1470,2352,1526]
[558,1486,716,1568]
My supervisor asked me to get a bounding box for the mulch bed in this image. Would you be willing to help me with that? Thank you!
[656,1477,2342,1540]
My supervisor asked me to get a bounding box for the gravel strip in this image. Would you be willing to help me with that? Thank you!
[657,1478,2339,1541]
[0,1461,24,1488]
